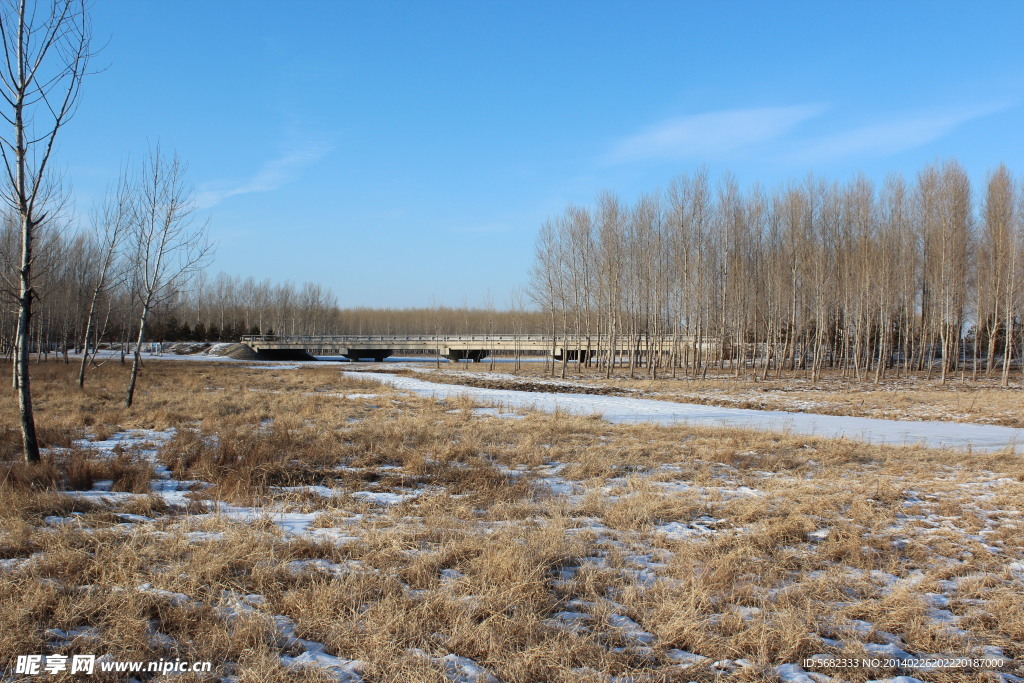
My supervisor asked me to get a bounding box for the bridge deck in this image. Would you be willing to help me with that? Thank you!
[240,334,700,361]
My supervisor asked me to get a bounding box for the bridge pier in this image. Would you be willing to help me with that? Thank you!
[553,348,595,362]
[444,349,489,363]
[253,349,317,361]
[341,349,394,362]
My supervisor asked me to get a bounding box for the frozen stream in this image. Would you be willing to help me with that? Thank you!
[346,371,1024,452]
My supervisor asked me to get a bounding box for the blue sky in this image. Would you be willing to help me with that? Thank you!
[60,1,1024,307]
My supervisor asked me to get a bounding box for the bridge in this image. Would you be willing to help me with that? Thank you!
[240,334,695,362]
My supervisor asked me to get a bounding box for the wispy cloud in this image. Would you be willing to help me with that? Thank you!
[605,104,826,165]
[197,142,331,209]
[789,102,1013,162]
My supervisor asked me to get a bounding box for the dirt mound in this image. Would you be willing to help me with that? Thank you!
[164,342,211,355]
[207,342,260,360]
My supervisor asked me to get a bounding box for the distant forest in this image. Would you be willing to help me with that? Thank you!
[0,252,550,353]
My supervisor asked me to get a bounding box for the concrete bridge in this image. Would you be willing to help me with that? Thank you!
[240,334,692,362]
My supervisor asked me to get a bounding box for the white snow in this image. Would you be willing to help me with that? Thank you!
[137,583,190,607]
[276,614,366,681]
[206,506,322,535]
[64,429,204,507]
[471,407,525,419]
[437,654,499,683]
[607,614,655,645]
[775,663,820,683]
[274,485,345,498]
[348,371,1024,451]
[351,490,419,505]
[409,649,499,683]
[665,649,710,667]
[655,520,718,540]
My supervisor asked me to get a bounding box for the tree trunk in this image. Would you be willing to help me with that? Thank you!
[17,264,39,462]
[125,304,150,407]
[78,282,105,387]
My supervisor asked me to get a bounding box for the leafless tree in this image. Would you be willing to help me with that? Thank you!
[78,170,129,386]
[0,0,91,462]
[526,161,1023,385]
[124,147,210,407]
[978,166,1015,377]
[529,219,561,376]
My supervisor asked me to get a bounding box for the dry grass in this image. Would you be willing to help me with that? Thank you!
[0,358,1020,681]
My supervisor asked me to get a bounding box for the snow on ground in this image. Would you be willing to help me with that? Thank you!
[467,407,525,419]
[348,371,1024,452]
[526,456,1022,680]
[30,423,1022,680]
[67,429,202,507]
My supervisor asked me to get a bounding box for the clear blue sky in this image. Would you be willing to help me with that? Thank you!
[60,1,1024,307]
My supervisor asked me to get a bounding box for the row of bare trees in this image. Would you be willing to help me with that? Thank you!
[530,161,1024,383]
[0,149,211,390]
[0,0,91,461]
[174,280,550,338]
[1,256,555,356]
[0,0,218,462]
[176,274,342,339]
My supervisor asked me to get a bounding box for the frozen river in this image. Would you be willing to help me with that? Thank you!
[348,371,1024,452]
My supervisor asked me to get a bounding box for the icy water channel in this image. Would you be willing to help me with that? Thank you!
[345,371,1024,452]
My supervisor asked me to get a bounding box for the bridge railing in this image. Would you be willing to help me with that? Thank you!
[240,334,689,344]
[241,334,551,343]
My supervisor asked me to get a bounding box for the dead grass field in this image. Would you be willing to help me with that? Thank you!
[0,358,1022,681]
[410,362,1024,428]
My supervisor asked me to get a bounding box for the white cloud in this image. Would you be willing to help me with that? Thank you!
[790,102,1013,162]
[605,104,826,164]
[197,143,330,209]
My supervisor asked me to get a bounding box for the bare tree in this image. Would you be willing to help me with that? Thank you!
[979,166,1015,376]
[528,219,560,375]
[78,170,129,386]
[0,0,91,462]
[124,147,210,407]
[525,161,1004,385]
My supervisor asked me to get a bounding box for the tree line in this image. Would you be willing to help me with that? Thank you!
[172,276,545,339]
[529,161,1023,384]
[0,1,219,462]
[0,148,211,386]
[0,254,555,357]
